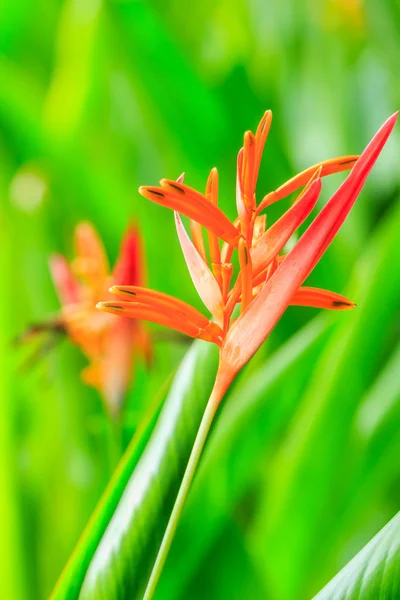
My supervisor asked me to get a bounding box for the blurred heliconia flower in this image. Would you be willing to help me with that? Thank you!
[98,111,398,406]
[50,222,151,416]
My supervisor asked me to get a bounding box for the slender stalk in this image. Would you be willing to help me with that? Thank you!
[142,384,222,600]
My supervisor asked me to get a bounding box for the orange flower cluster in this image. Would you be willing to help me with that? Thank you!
[50,223,151,416]
[98,111,397,402]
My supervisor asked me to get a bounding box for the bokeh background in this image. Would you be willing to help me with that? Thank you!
[1,1,400,599]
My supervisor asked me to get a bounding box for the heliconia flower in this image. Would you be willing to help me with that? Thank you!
[98,111,398,405]
[50,222,152,416]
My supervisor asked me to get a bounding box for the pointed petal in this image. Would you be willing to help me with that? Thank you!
[206,167,219,205]
[73,222,109,285]
[257,154,359,213]
[221,112,397,374]
[252,215,267,244]
[238,239,253,313]
[176,173,209,264]
[221,217,240,264]
[226,177,322,316]
[206,168,222,284]
[114,288,223,336]
[254,110,272,188]
[98,301,199,338]
[175,212,225,328]
[236,148,249,235]
[49,254,81,306]
[252,175,322,275]
[112,224,146,288]
[139,181,240,246]
[242,131,256,205]
[189,220,207,262]
[98,316,136,416]
[242,111,273,205]
[290,287,356,310]
[221,263,233,304]
[97,301,221,345]
[109,285,221,334]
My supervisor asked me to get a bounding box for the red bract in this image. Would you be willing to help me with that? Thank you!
[51,222,151,416]
[98,111,397,404]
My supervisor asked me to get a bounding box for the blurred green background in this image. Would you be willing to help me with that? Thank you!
[1,0,400,599]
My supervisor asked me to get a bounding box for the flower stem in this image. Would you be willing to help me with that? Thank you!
[142,384,222,600]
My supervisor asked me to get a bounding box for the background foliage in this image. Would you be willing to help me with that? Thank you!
[1,0,400,599]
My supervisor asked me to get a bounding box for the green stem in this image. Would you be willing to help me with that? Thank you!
[142,383,221,600]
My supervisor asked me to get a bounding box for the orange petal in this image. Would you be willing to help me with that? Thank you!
[205,168,222,285]
[206,167,219,205]
[73,222,109,286]
[139,180,240,246]
[252,176,322,276]
[238,239,253,313]
[221,263,233,304]
[226,177,322,316]
[98,301,198,337]
[252,215,267,244]
[189,220,207,262]
[290,287,356,310]
[257,154,359,213]
[243,131,256,207]
[175,212,224,328]
[97,301,221,345]
[81,363,101,388]
[49,254,81,306]
[109,285,222,335]
[175,172,209,263]
[221,217,240,264]
[236,148,249,235]
[254,110,272,188]
[99,316,136,416]
[135,321,153,368]
[221,112,397,375]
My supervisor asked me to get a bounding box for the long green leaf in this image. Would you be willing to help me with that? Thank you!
[250,195,400,599]
[50,378,168,600]
[75,341,219,599]
[313,511,400,599]
[158,195,400,600]
[0,183,27,600]
[156,316,332,599]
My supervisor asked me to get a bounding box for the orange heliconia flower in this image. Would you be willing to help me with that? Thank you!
[50,222,151,416]
[98,111,397,405]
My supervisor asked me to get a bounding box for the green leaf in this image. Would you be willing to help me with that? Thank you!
[50,378,168,600]
[52,340,219,599]
[157,315,332,599]
[313,511,400,599]
[0,191,27,600]
[250,195,400,599]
